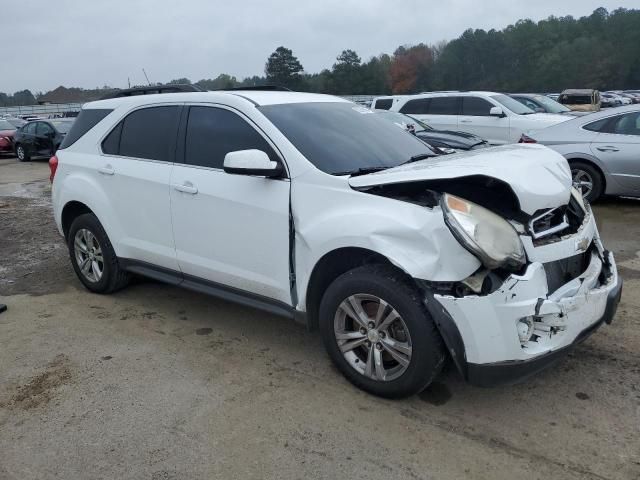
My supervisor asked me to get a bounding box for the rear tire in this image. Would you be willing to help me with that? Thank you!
[319,264,445,398]
[67,213,130,294]
[570,161,603,203]
[15,144,29,162]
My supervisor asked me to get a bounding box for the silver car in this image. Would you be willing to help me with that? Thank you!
[525,105,640,202]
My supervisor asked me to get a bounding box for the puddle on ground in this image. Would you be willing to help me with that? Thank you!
[0,180,50,203]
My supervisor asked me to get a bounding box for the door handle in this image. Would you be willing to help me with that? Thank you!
[98,165,115,175]
[459,119,472,123]
[172,182,198,194]
[596,146,619,152]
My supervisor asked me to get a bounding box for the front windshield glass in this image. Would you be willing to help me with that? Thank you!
[532,95,570,113]
[0,120,15,130]
[491,94,535,115]
[260,102,436,175]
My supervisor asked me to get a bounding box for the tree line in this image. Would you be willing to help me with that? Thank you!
[2,7,638,107]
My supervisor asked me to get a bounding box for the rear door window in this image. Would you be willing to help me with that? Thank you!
[102,106,181,161]
[399,98,430,115]
[426,97,459,115]
[59,109,112,149]
[184,106,278,169]
[461,97,493,116]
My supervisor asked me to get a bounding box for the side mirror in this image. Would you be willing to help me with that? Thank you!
[223,149,283,178]
[534,107,545,113]
[489,106,505,117]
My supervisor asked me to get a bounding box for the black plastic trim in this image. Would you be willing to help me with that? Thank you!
[421,287,469,379]
[119,258,303,322]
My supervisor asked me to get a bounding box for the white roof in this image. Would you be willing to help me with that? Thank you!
[86,90,350,110]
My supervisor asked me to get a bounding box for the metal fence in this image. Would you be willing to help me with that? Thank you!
[0,95,381,117]
[0,103,83,117]
[340,95,378,107]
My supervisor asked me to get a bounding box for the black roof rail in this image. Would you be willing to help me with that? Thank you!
[217,85,293,92]
[100,84,203,100]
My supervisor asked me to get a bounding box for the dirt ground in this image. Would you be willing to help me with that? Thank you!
[0,156,639,480]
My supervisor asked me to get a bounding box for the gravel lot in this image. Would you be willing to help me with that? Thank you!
[0,156,639,480]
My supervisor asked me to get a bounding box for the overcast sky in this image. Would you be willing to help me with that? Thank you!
[3,0,637,93]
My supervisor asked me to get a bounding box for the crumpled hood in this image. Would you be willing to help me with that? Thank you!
[349,144,573,215]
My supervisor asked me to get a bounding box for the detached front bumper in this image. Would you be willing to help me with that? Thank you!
[426,211,621,387]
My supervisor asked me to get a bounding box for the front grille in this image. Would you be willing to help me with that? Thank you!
[530,196,586,246]
[543,250,590,293]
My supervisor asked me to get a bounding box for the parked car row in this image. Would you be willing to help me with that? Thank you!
[372,89,640,204]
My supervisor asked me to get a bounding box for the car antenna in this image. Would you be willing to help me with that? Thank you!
[142,68,151,86]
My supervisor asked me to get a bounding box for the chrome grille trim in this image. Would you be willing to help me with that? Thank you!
[529,206,570,240]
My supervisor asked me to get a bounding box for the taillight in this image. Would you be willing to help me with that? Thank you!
[49,155,58,183]
[519,134,537,144]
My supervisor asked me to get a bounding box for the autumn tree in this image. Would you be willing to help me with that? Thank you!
[390,44,434,93]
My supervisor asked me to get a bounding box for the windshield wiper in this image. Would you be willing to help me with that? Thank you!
[332,166,390,177]
[400,153,435,166]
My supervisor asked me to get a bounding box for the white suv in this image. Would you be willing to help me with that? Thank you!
[389,91,571,145]
[51,90,621,398]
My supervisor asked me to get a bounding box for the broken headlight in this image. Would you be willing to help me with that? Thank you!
[441,193,525,270]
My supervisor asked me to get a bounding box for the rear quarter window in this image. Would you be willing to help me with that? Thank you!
[583,117,613,133]
[59,109,113,149]
[373,99,393,110]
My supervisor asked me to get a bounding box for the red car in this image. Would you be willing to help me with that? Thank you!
[0,119,17,155]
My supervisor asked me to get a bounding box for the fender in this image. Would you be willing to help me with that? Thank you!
[291,178,480,309]
[54,166,125,256]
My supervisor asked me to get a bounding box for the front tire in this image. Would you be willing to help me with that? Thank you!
[15,144,29,162]
[67,213,130,294]
[570,161,603,203]
[319,264,445,398]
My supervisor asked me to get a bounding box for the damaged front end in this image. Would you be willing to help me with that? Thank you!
[356,174,621,387]
[425,193,620,386]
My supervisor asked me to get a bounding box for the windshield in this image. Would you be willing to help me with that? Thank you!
[260,102,436,175]
[560,95,592,105]
[51,121,73,134]
[377,111,432,132]
[491,94,535,115]
[0,120,15,130]
[530,95,570,113]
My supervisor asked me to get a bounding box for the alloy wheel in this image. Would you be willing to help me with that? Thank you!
[74,228,104,282]
[572,168,594,198]
[16,146,24,161]
[334,294,412,382]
